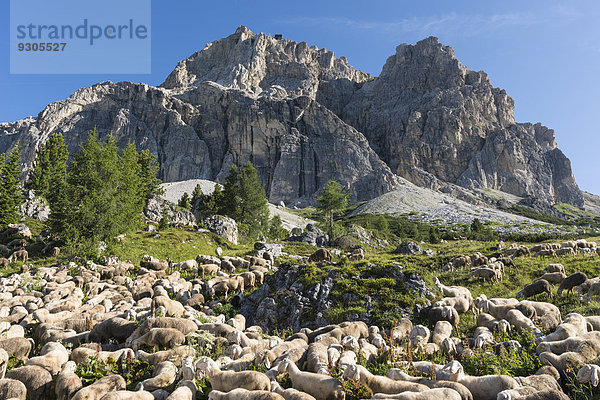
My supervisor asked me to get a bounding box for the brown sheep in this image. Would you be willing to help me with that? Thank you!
[308,249,332,263]
[8,250,28,263]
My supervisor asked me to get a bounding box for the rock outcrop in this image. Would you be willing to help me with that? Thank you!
[0,27,584,208]
[339,37,583,207]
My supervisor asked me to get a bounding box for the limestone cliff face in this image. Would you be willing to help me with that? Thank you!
[0,28,584,207]
[340,37,582,206]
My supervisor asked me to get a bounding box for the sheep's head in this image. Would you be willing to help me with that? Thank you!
[578,364,600,387]
[439,360,463,381]
[342,364,359,380]
[342,335,359,352]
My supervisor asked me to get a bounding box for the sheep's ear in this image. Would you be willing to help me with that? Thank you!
[592,366,600,387]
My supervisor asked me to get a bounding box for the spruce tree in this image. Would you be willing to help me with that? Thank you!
[0,145,24,227]
[221,165,240,219]
[190,184,203,212]
[316,180,349,240]
[178,192,191,210]
[137,148,163,199]
[238,162,269,237]
[27,133,69,202]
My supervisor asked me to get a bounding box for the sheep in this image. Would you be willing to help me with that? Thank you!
[576,278,600,298]
[433,297,470,313]
[205,361,271,392]
[8,250,28,263]
[557,272,588,296]
[433,278,472,300]
[164,380,196,400]
[0,378,27,400]
[0,337,34,362]
[208,388,284,400]
[472,326,494,348]
[208,277,244,300]
[70,347,134,366]
[577,364,600,386]
[370,388,462,400]
[0,258,8,267]
[151,296,185,318]
[281,358,344,400]
[586,316,600,331]
[428,306,459,327]
[545,264,565,274]
[26,341,69,375]
[539,272,566,285]
[435,361,519,400]
[431,321,452,346]
[343,364,428,395]
[98,388,155,400]
[514,373,562,392]
[385,369,472,400]
[306,342,329,374]
[5,365,53,400]
[136,361,177,391]
[127,317,197,344]
[556,247,575,256]
[468,268,497,282]
[132,328,185,351]
[71,374,126,400]
[541,313,588,342]
[308,249,332,263]
[409,325,431,347]
[517,279,553,300]
[536,331,600,355]
[88,316,137,343]
[505,309,540,334]
[271,380,317,400]
[584,281,600,303]
[55,361,82,400]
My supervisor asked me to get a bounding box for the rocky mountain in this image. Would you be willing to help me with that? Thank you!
[0,26,584,209]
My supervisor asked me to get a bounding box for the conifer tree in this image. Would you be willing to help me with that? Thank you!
[190,184,203,212]
[0,145,24,227]
[238,162,269,236]
[178,192,191,210]
[27,132,69,202]
[221,165,240,219]
[316,180,349,240]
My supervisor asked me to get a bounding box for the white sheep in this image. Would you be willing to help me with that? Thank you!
[281,358,344,400]
[55,361,82,400]
[435,361,519,400]
[271,380,317,400]
[577,364,600,387]
[342,364,428,395]
[370,388,462,399]
[208,388,284,400]
[26,342,68,375]
[205,361,270,392]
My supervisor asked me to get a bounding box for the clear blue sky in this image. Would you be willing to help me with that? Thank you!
[1,0,599,195]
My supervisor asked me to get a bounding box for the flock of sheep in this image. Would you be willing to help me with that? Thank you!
[0,227,600,399]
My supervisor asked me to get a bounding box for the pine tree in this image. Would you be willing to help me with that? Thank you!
[238,162,269,237]
[178,192,191,210]
[221,165,240,219]
[27,133,69,202]
[158,206,170,230]
[0,145,24,227]
[190,184,203,212]
[316,180,349,240]
[137,148,163,199]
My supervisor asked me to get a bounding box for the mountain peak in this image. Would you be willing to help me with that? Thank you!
[161,26,370,98]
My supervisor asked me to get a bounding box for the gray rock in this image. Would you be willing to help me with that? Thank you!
[339,36,582,207]
[0,29,583,210]
[254,243,283,258]
[19,191,50,221]
[144,195,196,226]
[395,241,423,255]
[204,215,238,244]
[287,224,328,247]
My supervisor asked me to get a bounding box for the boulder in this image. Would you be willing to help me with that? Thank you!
[287,224,328,247]
[144,195,195,226]
[395,241,423,255]
[204,215,238,244]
